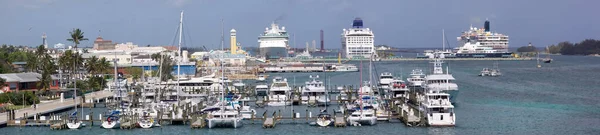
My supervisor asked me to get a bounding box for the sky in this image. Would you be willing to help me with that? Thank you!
[0,0,598,50]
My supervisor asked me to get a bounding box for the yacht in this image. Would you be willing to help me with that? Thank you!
[347,105,377,126]
[406,69,425,87]
[378,72,394,90]
[389,79,410,99]
[257,74,267,81]
[255,84,269,97]
[490,62,502,77]
[424,54,459,104]
[479,68,491,76]
[421,91,455,126]
[206,108,243,128]
[301,75,329,105]
[268,77,292,106]
[101,111,121,129]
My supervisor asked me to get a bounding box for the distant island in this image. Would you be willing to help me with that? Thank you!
[546,39,600,55]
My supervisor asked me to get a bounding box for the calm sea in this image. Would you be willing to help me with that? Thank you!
[3,55,600,135]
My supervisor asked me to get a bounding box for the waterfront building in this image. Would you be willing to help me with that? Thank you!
[0,72,59,92]
[341,18,375,59]
[93,36,116,50]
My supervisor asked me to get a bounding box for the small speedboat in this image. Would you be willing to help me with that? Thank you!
[316,111,332,127]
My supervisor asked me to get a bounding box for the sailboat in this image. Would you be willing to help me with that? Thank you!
[206,18,243,128]
[316,75,332,127]
[537,52,542,68]
[67,50,83,129]
[347,53,377,126]
[101,111,121,129]
[542,46,553,63]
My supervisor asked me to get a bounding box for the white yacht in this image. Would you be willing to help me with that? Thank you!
[421,91,455,126]
[347,105,377,126]
[301,75,329,105]
[257,74,266,81]
[407,69,425,87]
[268,77,292,106]
[207,109,243,128]
[424,54,459,103]
[389,79,410,99]
[255,84,269,97]
[479,68,491,76]
[378,72,394,90]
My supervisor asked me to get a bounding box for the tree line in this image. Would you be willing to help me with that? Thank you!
[546,39,600,55]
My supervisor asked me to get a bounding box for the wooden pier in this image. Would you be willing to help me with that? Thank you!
[1,91,113,126]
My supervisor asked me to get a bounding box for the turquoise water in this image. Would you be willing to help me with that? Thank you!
[3,55,600,135]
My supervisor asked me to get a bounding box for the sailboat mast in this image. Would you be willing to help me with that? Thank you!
[220,19,225,109]
[442,29,445,51]
[177,11,183,103]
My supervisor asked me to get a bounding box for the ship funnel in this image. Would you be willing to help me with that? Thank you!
[484,20,490,32]
[352,18,363,28]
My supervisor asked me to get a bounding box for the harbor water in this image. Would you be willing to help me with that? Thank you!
[3,55,600,135]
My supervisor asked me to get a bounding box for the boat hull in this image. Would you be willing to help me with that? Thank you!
[347,117,377,126]
[207,118,243,128]
[67,122,82,129]
[454,52,513,58]
[316,119,332,127]
[138,120,154,129]
[260,47,288,59]
[101,121,120,129]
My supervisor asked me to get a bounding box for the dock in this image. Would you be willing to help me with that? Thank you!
[0,91,113,126]
[263,118,276,128]
[334,116,346,127]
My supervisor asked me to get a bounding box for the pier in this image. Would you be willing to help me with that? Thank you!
[0,91,113,126]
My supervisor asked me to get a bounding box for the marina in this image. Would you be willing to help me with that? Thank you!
[1,1,600,135]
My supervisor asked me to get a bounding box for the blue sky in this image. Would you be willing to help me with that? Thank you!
[0,0,598,49]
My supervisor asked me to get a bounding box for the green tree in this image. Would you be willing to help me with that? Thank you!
[66,28,88,102]
[151,52,173,81]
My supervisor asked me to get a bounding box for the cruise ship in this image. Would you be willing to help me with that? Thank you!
[454,20,512,58]
[258,22,289,59]
[341,18,376,59]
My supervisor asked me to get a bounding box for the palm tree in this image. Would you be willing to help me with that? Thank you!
[85,56,99,75]
[66,28,88,103]
[37,53,56,96]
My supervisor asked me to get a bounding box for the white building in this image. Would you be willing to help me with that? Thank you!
[341,18,375,59]
[82,52,132,65]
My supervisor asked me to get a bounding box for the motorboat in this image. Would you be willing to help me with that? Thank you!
[378,72,394,90]
[421,91,455,126]
[268,77,291,106]
[255,84,269,97]
[301,75,329,105]
[479,68,491,76]
[406,69,425,87]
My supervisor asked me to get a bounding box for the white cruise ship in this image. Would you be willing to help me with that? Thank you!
[341,18,376,59]
[258,22,289,59]
[454,20,512,58]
